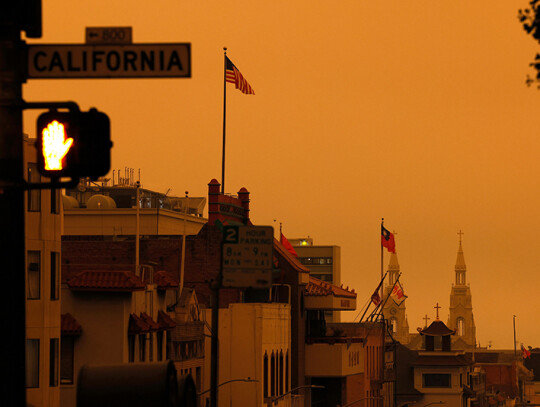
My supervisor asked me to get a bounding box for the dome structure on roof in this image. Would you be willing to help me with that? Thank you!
[87,194,117,209]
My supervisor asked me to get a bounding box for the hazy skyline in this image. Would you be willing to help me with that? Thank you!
[23,1,540,349]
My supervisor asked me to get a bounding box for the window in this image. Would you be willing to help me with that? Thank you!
[50,252,59,300]
[285,351,289,393]
[128,335,135,362]
[51,188,59,214]
[26,339,40,388]
[271,352,275,396]
[457,318,465,336]
[60,336,74,384]
[391,318,398,334]
[279,351,284,395]
[27,251,40,299]
[263,353,268,398]
[423,373,451,388]
[28,163,41,212]
[139,335,146,361]
[156,331,163,362]
[50,338,59,387]
[148,333,153,362]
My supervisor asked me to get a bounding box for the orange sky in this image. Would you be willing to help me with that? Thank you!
[23,1,540,349]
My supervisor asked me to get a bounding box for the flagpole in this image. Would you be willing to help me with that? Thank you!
[380,218,384,301]
[221,47,227,194]
[359,270,388,323]
[377,273,402,316]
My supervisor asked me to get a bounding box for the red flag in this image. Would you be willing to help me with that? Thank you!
[381,225,396,253]
[522,344,531,359]
[280,233,298,257]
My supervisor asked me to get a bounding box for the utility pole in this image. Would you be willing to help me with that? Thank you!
[0,3,42,404]
[0,6,33,405]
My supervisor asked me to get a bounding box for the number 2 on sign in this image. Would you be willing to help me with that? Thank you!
[224,227,238,243]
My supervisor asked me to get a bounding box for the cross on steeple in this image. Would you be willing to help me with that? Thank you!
[458,230,464,244]
[423,314,431,327]
[434,303,441,320]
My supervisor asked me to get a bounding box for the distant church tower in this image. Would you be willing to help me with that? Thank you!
[382,251,410,344]
[447,232,476,349]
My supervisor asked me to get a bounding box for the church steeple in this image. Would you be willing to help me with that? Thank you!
[455,230,466,286]
[387,251,400,287]
[382,249,409,344]
[448,231,476,349]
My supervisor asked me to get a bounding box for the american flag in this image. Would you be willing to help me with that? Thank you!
[225,56,255,95]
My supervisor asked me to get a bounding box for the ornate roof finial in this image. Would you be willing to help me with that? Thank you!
[423,314,431,327]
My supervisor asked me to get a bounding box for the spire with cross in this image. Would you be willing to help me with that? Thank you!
[434,302,441,320]
[458,230,464,244]
[423,314,431,327]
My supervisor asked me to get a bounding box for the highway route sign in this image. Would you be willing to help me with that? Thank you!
[27,43,191,78]
[222,225,274,288]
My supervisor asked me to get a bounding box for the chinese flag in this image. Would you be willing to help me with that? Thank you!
[381,225,396,253]
[280,233,298,258]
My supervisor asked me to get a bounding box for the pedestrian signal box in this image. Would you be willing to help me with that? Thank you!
[36,109,112,179]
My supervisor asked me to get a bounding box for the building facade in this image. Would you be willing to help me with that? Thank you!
[289,237,342,322]
[24,135,62,407]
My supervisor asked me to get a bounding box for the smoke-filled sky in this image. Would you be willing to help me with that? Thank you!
[23,1,540,349]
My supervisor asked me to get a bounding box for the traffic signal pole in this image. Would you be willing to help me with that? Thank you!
[0,22,27,406]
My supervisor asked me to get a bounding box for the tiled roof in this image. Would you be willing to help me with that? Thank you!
[128,313,151,334]
[158,310,176,330]
[305,277,357,299]
[67,270,146,291]
[154,271,179,290]
[273,238,310,274]
[61,313,82,336]
[140,312,161,332]
[420,320,455,336]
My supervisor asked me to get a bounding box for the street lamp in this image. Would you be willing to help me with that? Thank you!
[197,377,258,396]
[271,384,325,404]
[341,396,384,407]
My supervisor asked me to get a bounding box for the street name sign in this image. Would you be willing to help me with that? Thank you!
[222,225,274,288]
[27,43,191,78]
[85,27,133,45]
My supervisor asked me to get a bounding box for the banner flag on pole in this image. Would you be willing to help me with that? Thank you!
[391,280,407,305]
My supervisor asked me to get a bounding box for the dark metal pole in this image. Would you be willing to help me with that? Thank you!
[0,21,26,406]
[381,218,384,301]
[221,47,227,194]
